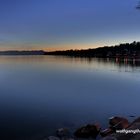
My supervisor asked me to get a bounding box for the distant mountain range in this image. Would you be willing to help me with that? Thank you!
[0,50,45,55]
[0,41,140,58]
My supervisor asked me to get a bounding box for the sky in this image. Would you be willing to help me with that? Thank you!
[0,0,140,51]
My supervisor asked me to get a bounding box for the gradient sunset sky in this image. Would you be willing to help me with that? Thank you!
[0,0,140,51]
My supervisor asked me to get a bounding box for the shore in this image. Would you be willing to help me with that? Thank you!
[45,116,140,140]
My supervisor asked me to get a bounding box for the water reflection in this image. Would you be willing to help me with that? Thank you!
[53,56,140,73]
[0,56,140,140]
[0,55,140,67]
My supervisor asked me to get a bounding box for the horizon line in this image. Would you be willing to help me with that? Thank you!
[0,41,139,52]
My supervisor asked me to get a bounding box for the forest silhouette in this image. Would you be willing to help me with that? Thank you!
[46,41,140,58]
[0,41,140,59]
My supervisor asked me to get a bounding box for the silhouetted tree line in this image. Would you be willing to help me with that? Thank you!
[0,42,140,58]
[46,41,140,58]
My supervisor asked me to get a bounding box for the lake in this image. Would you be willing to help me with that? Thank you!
[0,55,140,140]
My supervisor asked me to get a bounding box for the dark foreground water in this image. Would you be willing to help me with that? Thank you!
[0,56,140,140]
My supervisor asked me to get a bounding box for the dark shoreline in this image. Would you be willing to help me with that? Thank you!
[46,116,140,140]
[0,41,140,58]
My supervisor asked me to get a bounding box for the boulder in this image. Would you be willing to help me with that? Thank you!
[100,136,117,140]
[109,116,129,130]
[74,124,100,139]
[47,136,60,140]
[100,128,113,137]
[56,128,69,138]
[47,136,74,140]
[101,117,140,140]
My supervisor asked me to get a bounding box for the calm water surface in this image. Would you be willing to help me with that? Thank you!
[0,56,140,140]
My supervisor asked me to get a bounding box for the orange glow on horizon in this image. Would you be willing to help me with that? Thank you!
[0,43,99,52]
[42,43,99,51]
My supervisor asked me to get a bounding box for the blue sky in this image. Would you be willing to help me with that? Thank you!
[0,0,140,50]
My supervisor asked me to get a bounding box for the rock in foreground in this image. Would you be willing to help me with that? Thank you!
[74,124,100,139]
[101,117,140,140]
